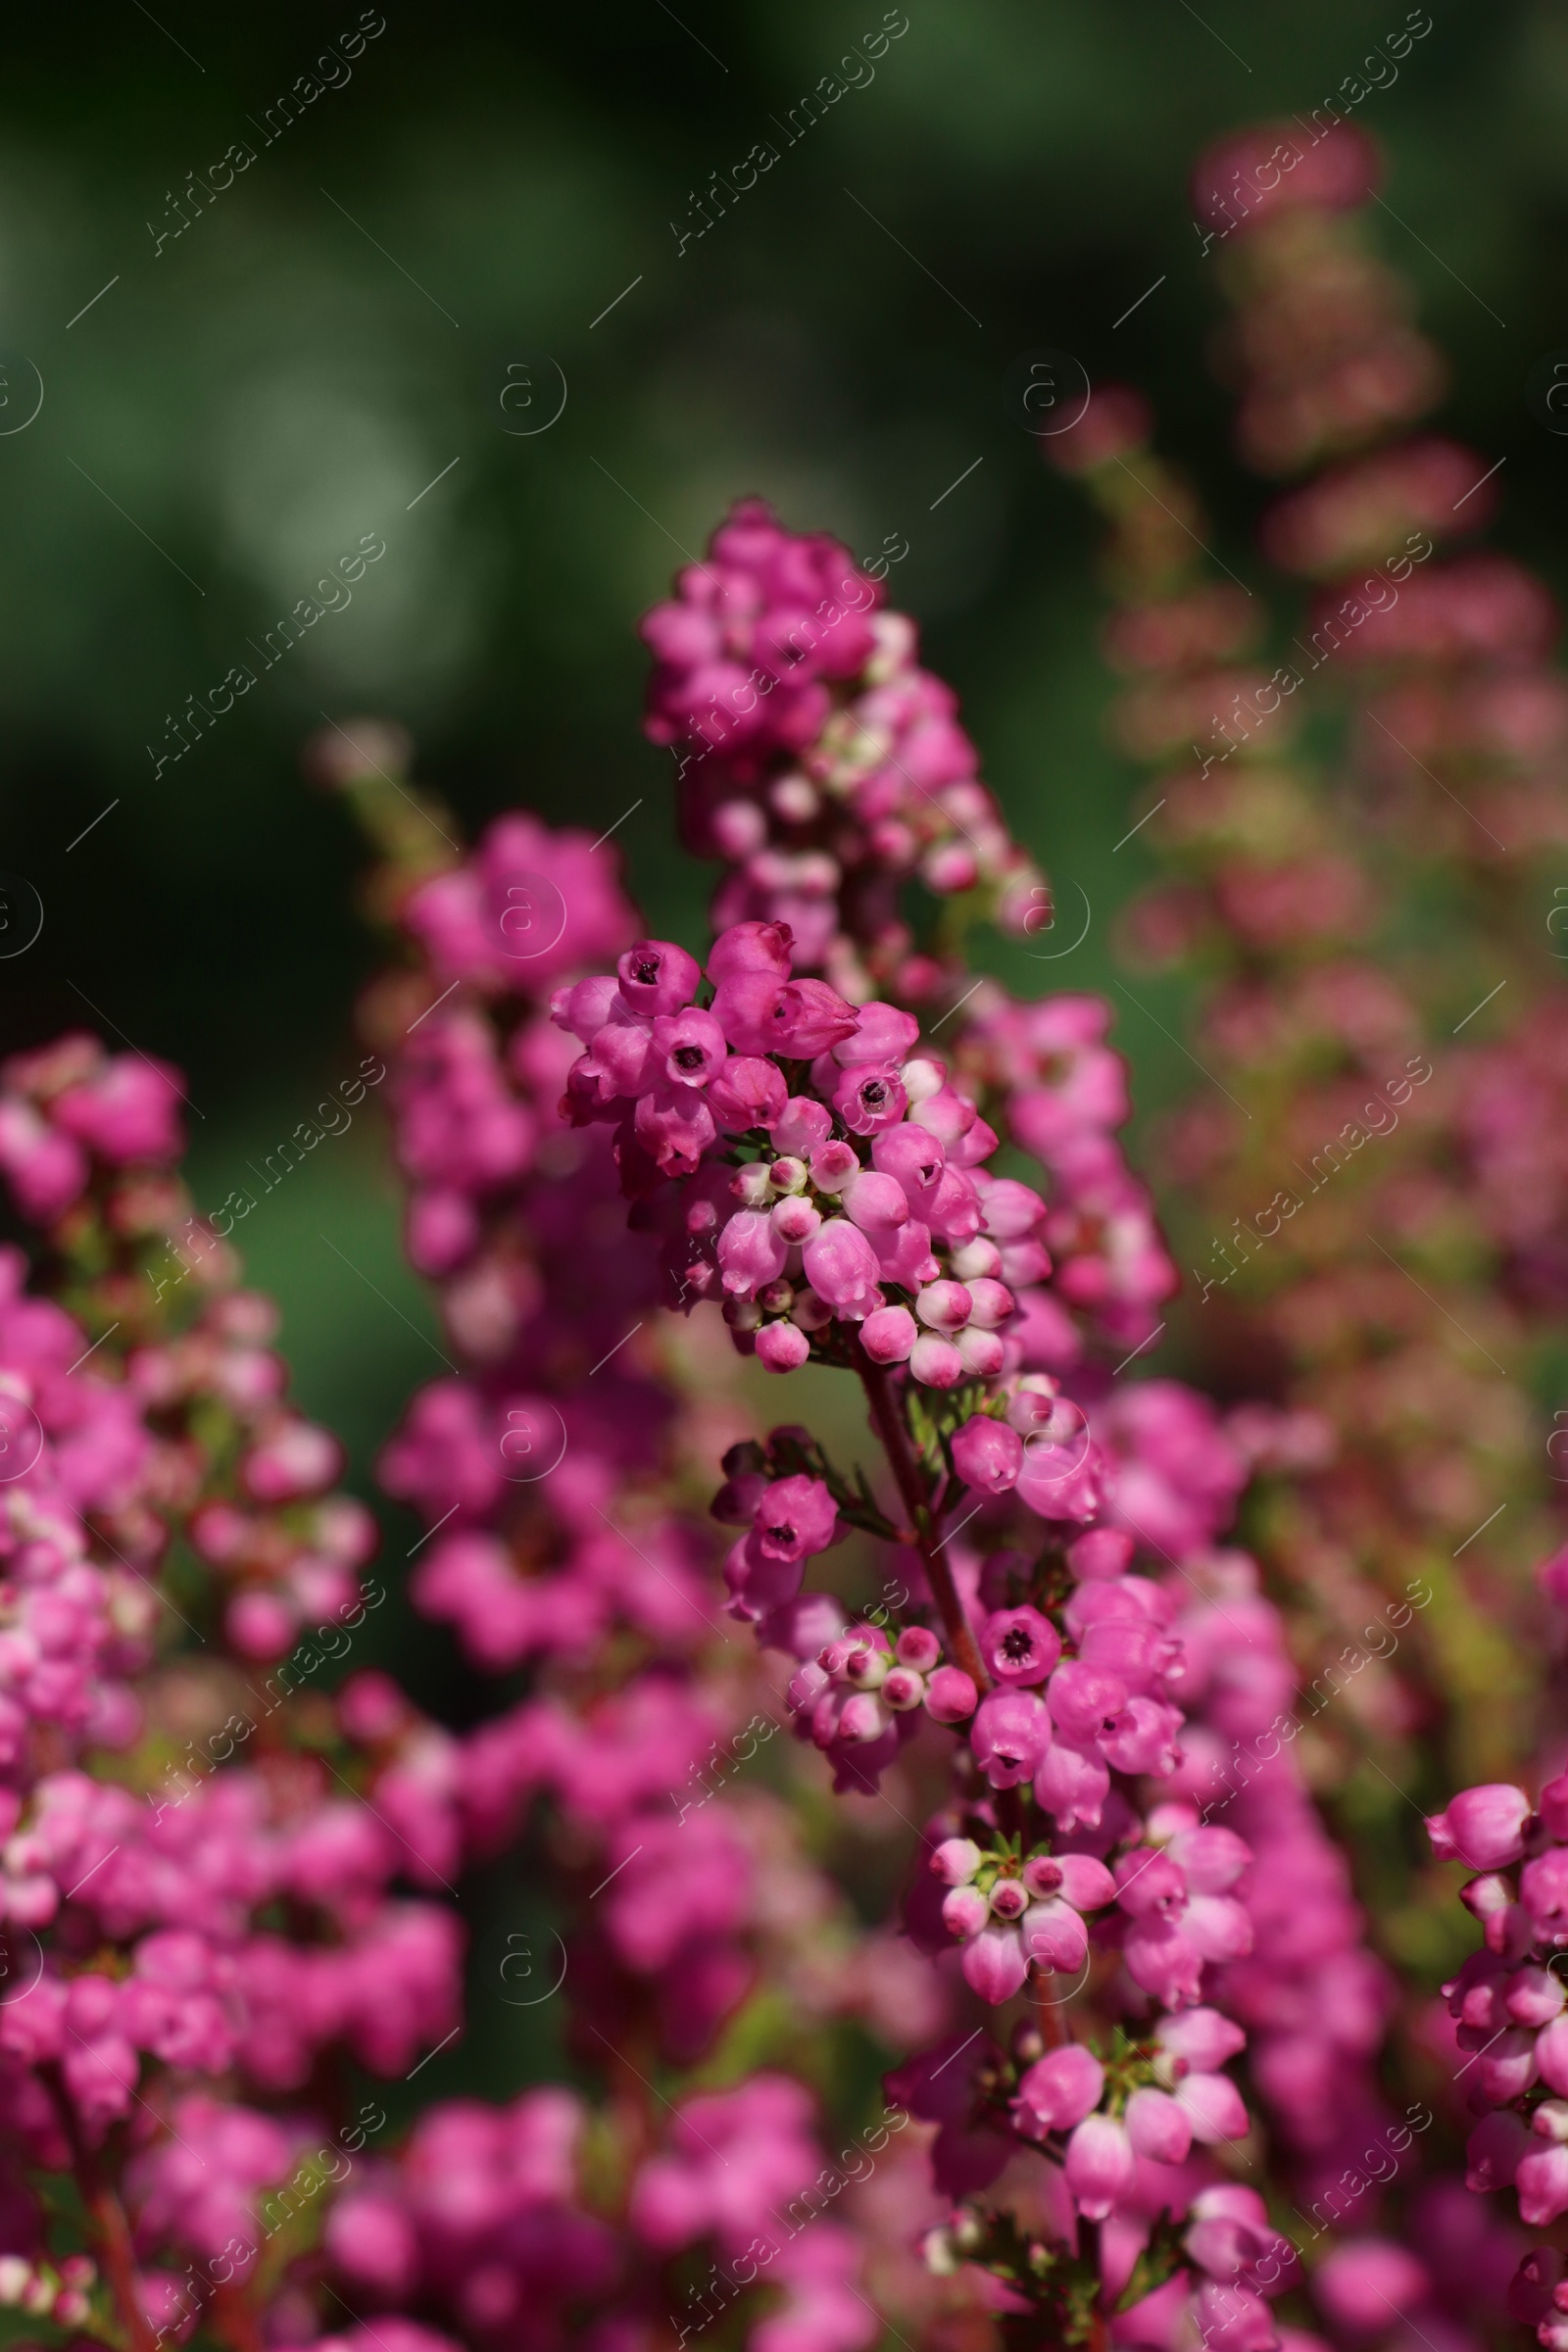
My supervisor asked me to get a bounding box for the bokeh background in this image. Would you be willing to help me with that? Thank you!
[0,0,1563,2092]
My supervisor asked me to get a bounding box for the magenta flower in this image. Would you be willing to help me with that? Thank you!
[1427,1784,1532,1870]
[979,1605,1061,1686]
[970,1689,1052,1788]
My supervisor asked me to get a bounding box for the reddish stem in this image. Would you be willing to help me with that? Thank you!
[1032,1974,1068,2049]
[857,1353,989,1691]
[43,2067,158,2352]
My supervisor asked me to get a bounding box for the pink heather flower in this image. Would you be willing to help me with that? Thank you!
[801,1220,882,1316]
[712,974,860,1059]
[771,1195,821,1246]
[52,1054,185,1163]
[833,1004,920,1065]
[898,1627,941,1670]
[633,1083,717,1176]
[1015,2044,1104,2134]
[756,1323,810,1373]
[617,939,700,1015]
[960,1922,1029,2003]
[909,1333,964,1388]
[718,1209,789,1297]
[808,1140,859,1193]
[1065,2113,1134,2220]
[833,1064,907,1134]
[1174,2070,1250,2143]
[924,1666,978,1723]
[707,919,795,982]
[754,1477,838,1563]
[859,1304,917,1363]
[871,1123,946,1208]
[979,1606,1061,1686]
[914,1279,972,1333]
[841,1172,909,1233]
[709,1055,787,1130]
[970,1689,1052,1788]
[1125,2086,1192,2163]
[1020,1898,1088,1975]
[1426,1784,1532,1870]
[1518,2144,1568,2227]
[1313,2242,1431,2336]
[774,1096,832,1155]
[950,1416,1023,1494]
[651,1009,726,1088]
[930,1837,984,1886]
[941,1884,990,1939]
[1521,1848,1568,1936]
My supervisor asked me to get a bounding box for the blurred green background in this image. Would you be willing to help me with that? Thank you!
[2,0,1565,1535]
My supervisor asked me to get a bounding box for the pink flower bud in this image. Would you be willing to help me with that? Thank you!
[941,1883,990,1938]
[931,1838,984,1886]
[774,1097,832,1156]
[950,1238,1002,1280]
[955,1327,1005,1378]
[652,1008,726,1088]
[834,1063,908,1135]
[756,1322,809,1374]
[1426,1784,1531,1870]
[752,1476,839,1562]
[961,1922,1029,2004]
[882,1665,925,1710]
[808,1141,860,1194]
[860,1304,917,1363]
[1015,2043,1104,2134]
[981,1606,1062,1687]
[618,940,701,1015]
[871,1123,946,1208]
[897,1627,941,1670]
[709,1054,789,1131]
[768,1156,808,1192]
[910,1333,965,1388]
[915,1280,972,1332]
[793,1289,833,1331]
[925,1666,978,1723]
[951,1416,1024,1494]
[802,1218,883,1315]
[1058,1853,1117,1910]
[990,1878,1029,1921]
[842,1171,909,1232]
[1520,2143,1568,2228]
[718,1209,789,1297]
[843,1644,889,1689]
[1313,2242,1430,2333]
[1125,2087,1192,2164]
[838,1690,889,1742]
[770,1196,821,1246]
[731,1164,772,1207]
[1065,2113,1135,2220]
[1021,1896,1089,1974]
[708,920,793,983]
[1067,1527,1135,1581]
[963,1277,1015,1330]
[971,1689,1053,1788]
